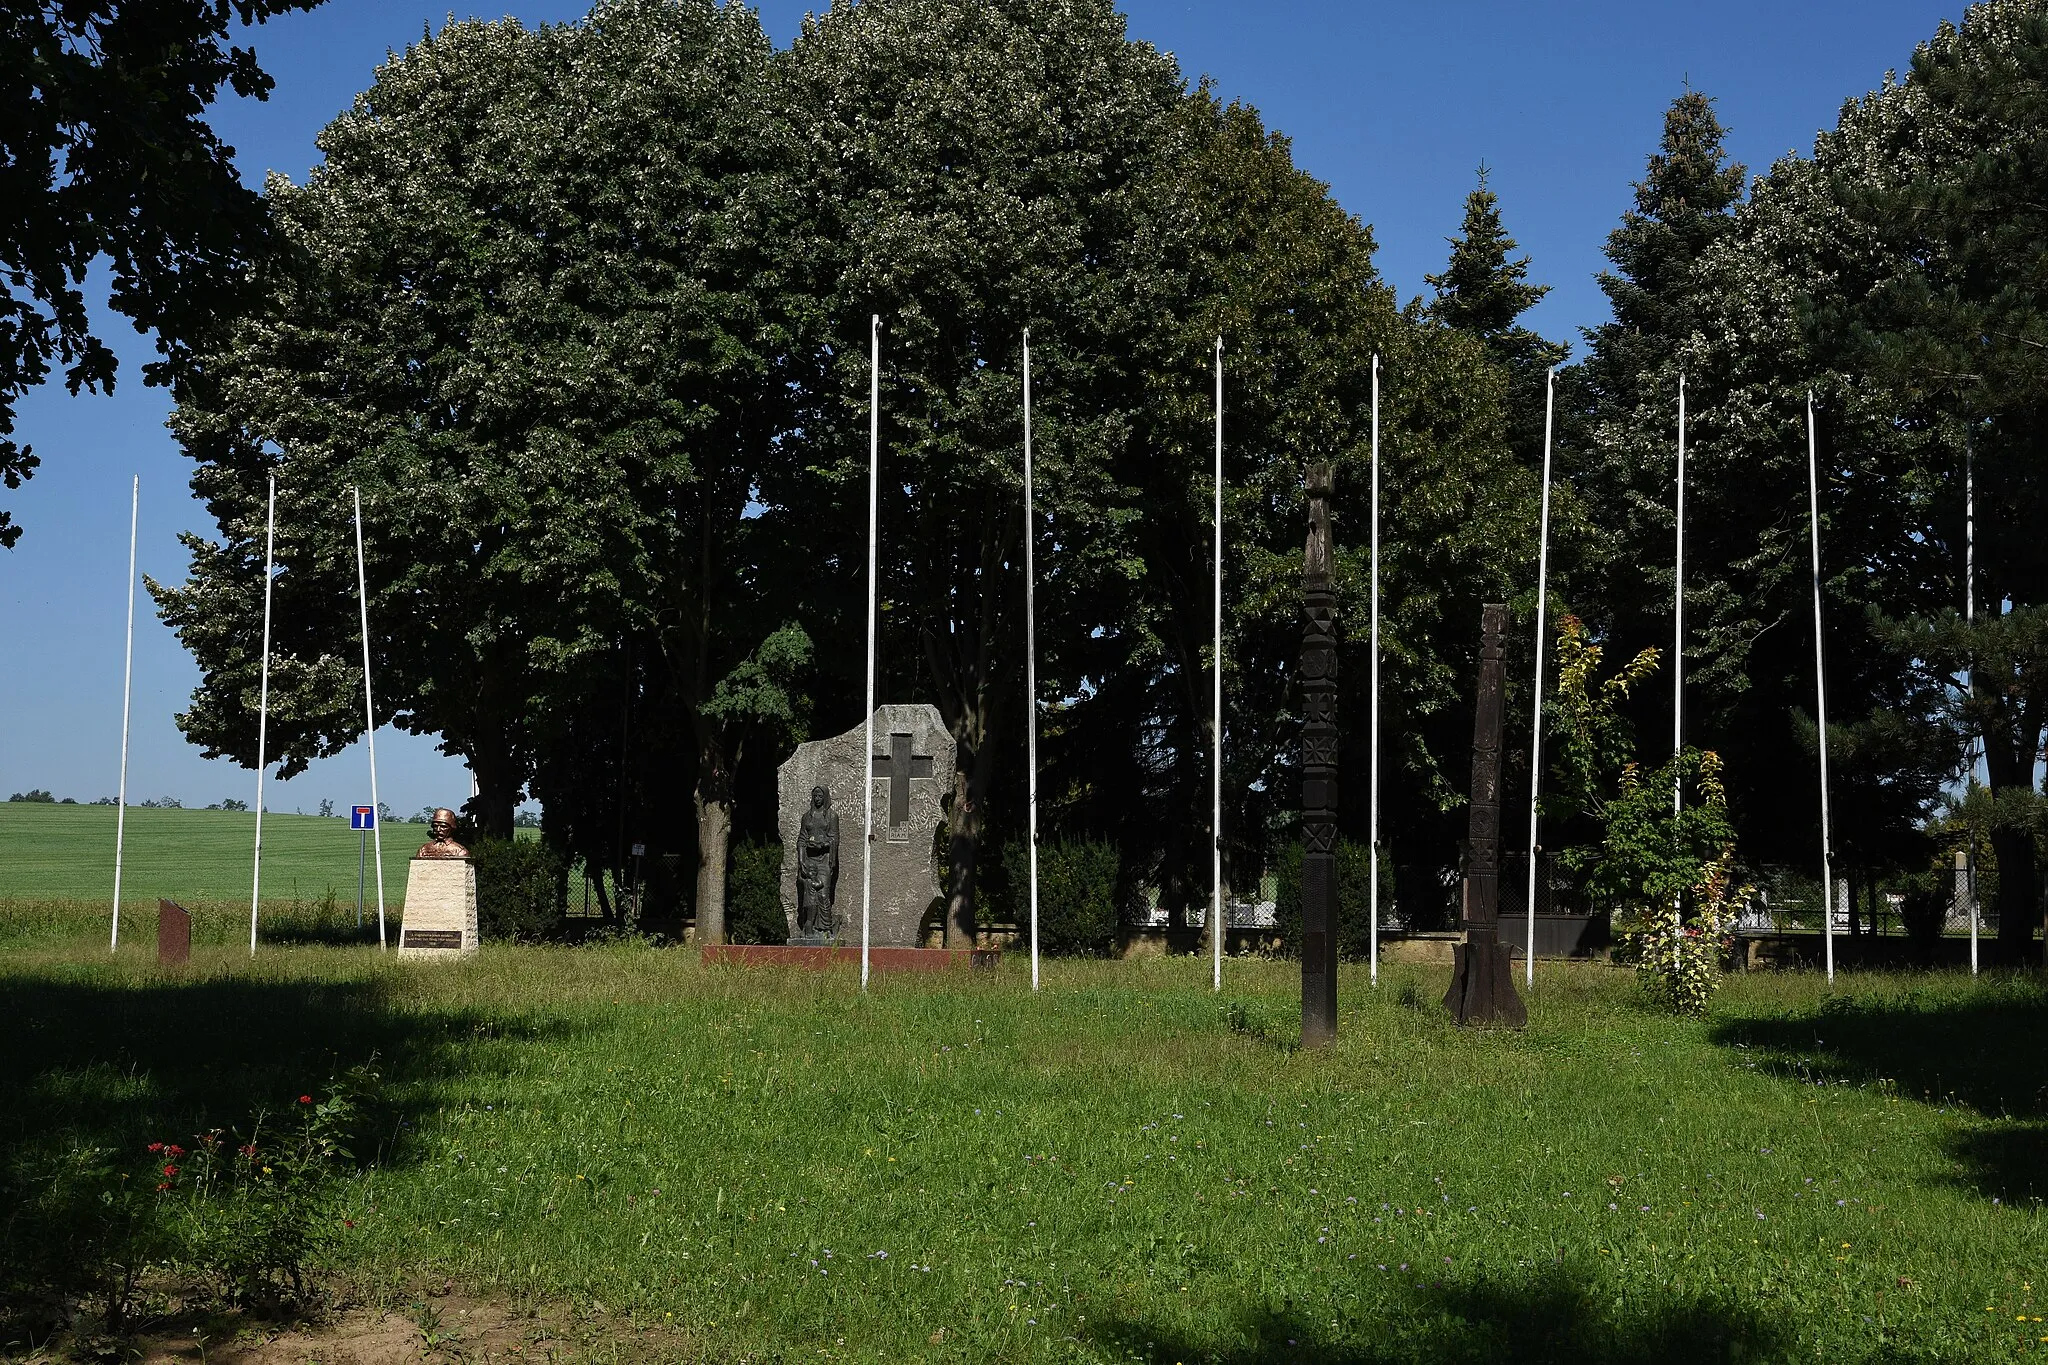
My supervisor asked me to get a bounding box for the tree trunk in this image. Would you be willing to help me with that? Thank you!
[468,737,520,840]
[944,759,982,947]
[693,787,732,946]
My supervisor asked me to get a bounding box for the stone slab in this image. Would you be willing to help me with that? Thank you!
[778,704,953,947]
[157,899,190,967]
[702,944,998,972]
[398,858,477,958]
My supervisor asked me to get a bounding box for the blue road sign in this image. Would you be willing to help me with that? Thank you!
[350,805,377,831]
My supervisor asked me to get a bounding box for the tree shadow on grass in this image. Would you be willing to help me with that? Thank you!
[1087,1265,1790,1363]
[1711,979,2048,1203]
[0,971,581,1341]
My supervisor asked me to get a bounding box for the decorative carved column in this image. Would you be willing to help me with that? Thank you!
[1301,461,1339,1046]
[1443,603,1528,1027]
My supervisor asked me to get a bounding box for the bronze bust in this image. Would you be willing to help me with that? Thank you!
[416,807,470,860]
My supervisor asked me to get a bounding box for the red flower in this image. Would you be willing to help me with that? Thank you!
[299,1095,312,1104]
[162,1164,179,1177]
[240,1144,258,1157]
[147,1142,164,1153]
[343,1219,356,1229]
[167,1144,186,1157]
[156,1182,170,1192]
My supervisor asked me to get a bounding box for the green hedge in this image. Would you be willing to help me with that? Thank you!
[726,839,790,945]
[997,838,1122,957]
[471,837,569,942]
[1271,838,1389,959]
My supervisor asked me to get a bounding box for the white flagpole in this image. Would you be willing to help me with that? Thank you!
[1673,373,1686,813]
[863,316,879,991]
[1807,393,1834,984]
[353,489,387,950]
[1212,336,1224,993]
[1369,353,1381,986]
[111,476,138,951]
[250,475,276,955]
[1024,331,1040,992]
[1526,367,1556,988]
[1966,439,1978,975]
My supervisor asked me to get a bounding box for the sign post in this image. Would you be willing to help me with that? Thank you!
[351,805,377,929]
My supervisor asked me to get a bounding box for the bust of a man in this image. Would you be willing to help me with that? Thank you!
[416,807,470,860]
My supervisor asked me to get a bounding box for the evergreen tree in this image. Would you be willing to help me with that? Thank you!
[1425,166,1549,343]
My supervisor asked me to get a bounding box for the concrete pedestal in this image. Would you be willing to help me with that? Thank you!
[398,858,477,958]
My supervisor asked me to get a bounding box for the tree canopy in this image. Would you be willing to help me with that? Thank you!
[1,0,323,548]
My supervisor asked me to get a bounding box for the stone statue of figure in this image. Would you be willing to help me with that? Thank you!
[416,807,470,860]
[796,785,839,937]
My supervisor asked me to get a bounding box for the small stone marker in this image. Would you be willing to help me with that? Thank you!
[157,899,190,967]
[399,806,477,958]
[779,704,954,947]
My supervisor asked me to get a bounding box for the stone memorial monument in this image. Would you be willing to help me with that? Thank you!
[778,704,953,948]
[1300,460,1340,1047]
[399,807,478,958]
[1442,605,1527,1027]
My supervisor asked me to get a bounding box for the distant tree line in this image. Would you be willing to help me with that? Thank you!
[146,0,2048,961]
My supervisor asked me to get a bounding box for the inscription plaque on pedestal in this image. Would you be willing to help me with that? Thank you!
[398,857,477,958]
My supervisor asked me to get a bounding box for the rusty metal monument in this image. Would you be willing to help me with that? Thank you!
[1443,602,1528,1027]
[1300,461,1339,1046]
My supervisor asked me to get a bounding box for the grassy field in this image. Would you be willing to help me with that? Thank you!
[0,801,428,913]
[2,925,2044,1364]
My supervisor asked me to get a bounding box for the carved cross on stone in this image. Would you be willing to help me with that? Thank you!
[873,731,936,830]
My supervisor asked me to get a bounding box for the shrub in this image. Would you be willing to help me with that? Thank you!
[170,1065,377,1308]
[726,839,789,944]
[8,789,55,802]
[471,837,569,942]
[1010,839,1121,956]
[1271,838,1385,958]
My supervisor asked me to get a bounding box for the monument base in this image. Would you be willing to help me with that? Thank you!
[1442,935,1526,1028]
[703,944,998,972]
[398,858,478,958]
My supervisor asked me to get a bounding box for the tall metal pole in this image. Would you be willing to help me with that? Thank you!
[1212,337,1225,992]
[1369,354,1381,986]
[1673,374,1686,813]
[111,476,138,951]
[353,488,387,949]
[1807,393,1835,984]
[863,316,879,992]
[1525,368,1557,988]
[1024,331,1040,991]
[1966,439,1978,975]
[250,475,276,955]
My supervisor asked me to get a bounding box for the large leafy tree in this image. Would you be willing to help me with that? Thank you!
[770,0,1192,943]
[1,0,322,547]
[154,0,788,885]
[1809,1,2048,959]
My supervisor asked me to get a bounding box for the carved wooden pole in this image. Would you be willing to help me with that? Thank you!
[1443,603,1528,1027]
[1301,461,1339,1046]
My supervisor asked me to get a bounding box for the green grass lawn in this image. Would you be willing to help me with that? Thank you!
[2,931,2043,1363]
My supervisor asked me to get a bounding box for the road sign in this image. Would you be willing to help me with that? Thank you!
[350,805,377,831]
[631,843,646,857]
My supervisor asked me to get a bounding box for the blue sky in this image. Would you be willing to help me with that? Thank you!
[0,0,1963,817]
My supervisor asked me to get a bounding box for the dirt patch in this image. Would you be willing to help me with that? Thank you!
[131,1297,553,1365]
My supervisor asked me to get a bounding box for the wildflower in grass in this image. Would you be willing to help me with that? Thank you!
[299,1095,312,1104]
[147,1142,164,1153]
